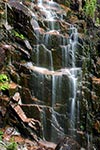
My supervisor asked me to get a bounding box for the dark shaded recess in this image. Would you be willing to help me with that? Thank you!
[1,89,9,97]
[70,1,79,11]
[97,44,100,57]
[8,105,40,140]
[55,136,81,150]
[0,112,3,128]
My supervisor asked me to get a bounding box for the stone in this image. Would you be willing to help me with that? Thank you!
[0,46,6,70]
[55,136,81,150]
[9,102,42,141]
[38,140,56,149]
[11,92,22,104]
[7,1,37,45]
[21,104,42,121]
[0,0,99,148]
[24,39,32,51]
[9,82,19,96]
[20,87,34,104]
[92,77,100,97]
[96,57,100,77]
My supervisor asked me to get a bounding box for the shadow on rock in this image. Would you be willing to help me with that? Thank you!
[55,136,81,150]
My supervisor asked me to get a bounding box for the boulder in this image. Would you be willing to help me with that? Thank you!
[55,136,81,150]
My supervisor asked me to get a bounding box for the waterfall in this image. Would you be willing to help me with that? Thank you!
[68,26,79,134]
[69,25,78,68]
[52,74,62,107]
[51,109,64,142]
[29,0,82,142]
[52,75,56,107]
[38,0,43,6]
[87,133,93,150]
[41,107,47,140]
[61,45,70,67]
[5,0,82,143]
[34,44,53,70]
[70,76,77,133]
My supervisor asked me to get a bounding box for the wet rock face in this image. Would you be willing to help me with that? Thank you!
[80,24,100,139]
[91,77,100,134]
[7,1,37,44]
[0,0,83,142]
[21,102,69,142]
[54,0,85,10]
[55,136,81,150]
[18,63,81,107]
[7,1,83,70]
[9,100,42,141]
[0,46,6,70]
[0,0,99,147]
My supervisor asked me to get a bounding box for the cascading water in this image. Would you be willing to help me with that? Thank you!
[30,0,82,142]
[70,76,77,133]
[2,0,97,148]
[51,109,64,142]
[68,26,79,135]
[34,44,53,70]
[52,74,63,107]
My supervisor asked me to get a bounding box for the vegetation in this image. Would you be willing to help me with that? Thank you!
[95,17,100,26]
[0,74,9,91]
[0,131,18,150]
[12,30,25,40]
[83,0,97,19]
[0,131,3,141]
[6,138,18,150]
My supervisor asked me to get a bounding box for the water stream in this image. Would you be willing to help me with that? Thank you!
[32,0,82,141]
[7,0,82,143]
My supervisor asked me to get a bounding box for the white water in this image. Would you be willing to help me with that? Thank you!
[29,0,82,142]
[35,45,53,70]
[38,74,45,100]
[41,107,47,140]
[3,0,87,146]
[52,75,62,107]
[87,133,93,150]
[38,0,43,6]
[37,0,61,30]
[69,26,79,134]
[52,75,57,107]
[70,76,77,131]
[51,109,64,142]
[69,26,78,68]
[61,45,70,67]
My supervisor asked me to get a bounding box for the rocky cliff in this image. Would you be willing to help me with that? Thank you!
[0,0,100,149]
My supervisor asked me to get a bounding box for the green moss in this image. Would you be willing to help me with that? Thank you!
[11,30,26,40]
[83,0,97,19]
[95,17,100,26]
[6,140,18,150]
[0,74,9,91]
[0,131,18,150]
[0,131,3,141]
